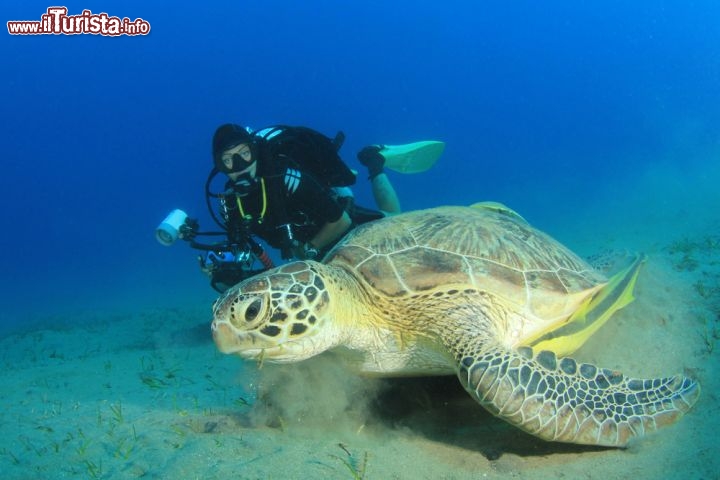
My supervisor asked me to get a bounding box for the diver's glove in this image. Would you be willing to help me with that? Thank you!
[357,145,386,180]
[198,251,235,277]
[179,217,199,241]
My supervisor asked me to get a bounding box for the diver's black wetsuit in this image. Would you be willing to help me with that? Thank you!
[221,164,348,251]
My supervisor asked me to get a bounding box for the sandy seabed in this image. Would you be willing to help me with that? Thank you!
[1,183,719,479]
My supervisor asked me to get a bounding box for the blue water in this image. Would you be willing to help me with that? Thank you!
[2,1,719,326]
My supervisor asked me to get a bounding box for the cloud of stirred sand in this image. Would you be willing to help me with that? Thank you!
[245,354,385,433]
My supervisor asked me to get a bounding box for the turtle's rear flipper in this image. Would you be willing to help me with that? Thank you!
[457,346,700,447]
[524,255,645,357]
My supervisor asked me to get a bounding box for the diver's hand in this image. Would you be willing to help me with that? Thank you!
[179,217,199,240]
[357,145,386,179]
[198,255,214,277]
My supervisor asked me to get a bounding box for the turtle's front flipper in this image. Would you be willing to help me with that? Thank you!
[457,346,700,447]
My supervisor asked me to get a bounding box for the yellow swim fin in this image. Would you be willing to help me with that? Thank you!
[525,255,646,357]
[380,141,445,174]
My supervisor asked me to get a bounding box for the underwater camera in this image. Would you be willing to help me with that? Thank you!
[156,209,190,246]
[155,206,275,292]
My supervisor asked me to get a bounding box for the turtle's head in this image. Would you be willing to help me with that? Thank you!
[211,261,337,362]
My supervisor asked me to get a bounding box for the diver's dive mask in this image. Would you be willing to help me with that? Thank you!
[219,143,254,172]
[212,123,256,173]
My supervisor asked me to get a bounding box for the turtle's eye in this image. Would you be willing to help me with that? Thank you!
[245,298,263,322]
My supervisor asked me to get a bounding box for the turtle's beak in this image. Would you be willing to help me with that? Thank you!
[211,319,240,354]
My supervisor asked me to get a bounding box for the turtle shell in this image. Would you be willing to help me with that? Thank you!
[325,206,607,340]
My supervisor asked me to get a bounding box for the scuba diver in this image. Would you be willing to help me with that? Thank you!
[157,122,444,293]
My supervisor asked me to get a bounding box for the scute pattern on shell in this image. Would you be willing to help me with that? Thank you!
[326,206,605,306]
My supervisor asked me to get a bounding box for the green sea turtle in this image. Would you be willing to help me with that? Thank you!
[211,204,700,446]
